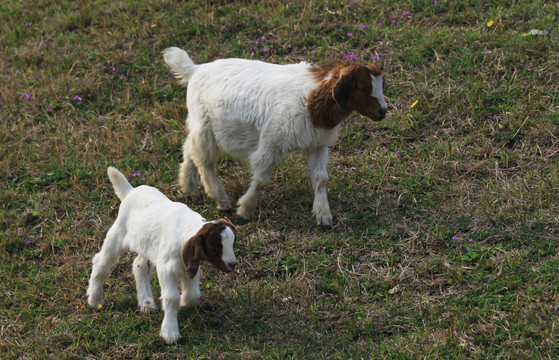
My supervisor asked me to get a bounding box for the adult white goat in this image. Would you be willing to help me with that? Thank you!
[163,47,387,226]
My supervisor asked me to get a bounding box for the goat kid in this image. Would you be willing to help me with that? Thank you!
[86,166,237,344]
[163,47,388,226]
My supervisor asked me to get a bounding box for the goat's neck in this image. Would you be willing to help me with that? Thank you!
[307,82,349,130]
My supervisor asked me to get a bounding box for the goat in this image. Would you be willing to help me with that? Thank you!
[86,166,237,344]
[163,47,387,226]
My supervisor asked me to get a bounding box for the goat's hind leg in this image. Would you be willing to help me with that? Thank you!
[86,224,126,309]
[237,146,281,220]
[179,136,201,197]
[188,129,232,211]
[133,255,158,312]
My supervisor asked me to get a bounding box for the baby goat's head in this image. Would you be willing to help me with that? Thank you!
[181,219,237,278]
[308,60,388,129]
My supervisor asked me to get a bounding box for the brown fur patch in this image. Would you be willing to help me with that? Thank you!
[181,220,235,278]
[307,61,384,129]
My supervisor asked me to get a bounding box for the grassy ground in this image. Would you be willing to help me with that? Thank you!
[1,0,558,358]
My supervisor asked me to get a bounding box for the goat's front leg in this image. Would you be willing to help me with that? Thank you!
[179,270,201,307]
[307,147,333,226]
[158,269,181,344]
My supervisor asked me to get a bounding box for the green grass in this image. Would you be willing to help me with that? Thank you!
[1,0,558,358]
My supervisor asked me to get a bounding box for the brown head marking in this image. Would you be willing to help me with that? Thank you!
[181,220,237,279]
[307,60,386,129]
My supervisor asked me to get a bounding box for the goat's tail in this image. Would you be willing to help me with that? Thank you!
[107,166,134,201]
[163,47,196,86]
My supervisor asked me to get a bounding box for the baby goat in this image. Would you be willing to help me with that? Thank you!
[163,47,388,226]
[87,167,237,344]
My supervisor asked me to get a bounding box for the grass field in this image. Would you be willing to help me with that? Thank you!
[1,0,558,358]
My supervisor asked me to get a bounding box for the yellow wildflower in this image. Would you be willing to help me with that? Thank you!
[487,20,494,27]
[97,304,102,310]
[411,100,419,108]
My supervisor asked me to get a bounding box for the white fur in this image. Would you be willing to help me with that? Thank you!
[86,167,237,344]
[371,75,387,110]
[163,47,384,226]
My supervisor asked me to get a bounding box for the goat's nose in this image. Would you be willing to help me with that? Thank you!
[379,107,387,116]
[227,261,238,270]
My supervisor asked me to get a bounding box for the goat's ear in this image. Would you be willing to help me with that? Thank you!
[182,236,202,279]
[333,68,357,112]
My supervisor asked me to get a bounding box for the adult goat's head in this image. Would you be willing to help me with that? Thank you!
[308,60,388,129]
[333,61,387,121]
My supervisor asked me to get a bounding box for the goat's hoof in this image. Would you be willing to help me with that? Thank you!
[161,330,181,345]
[87,298,105,310]
[140,298,158,313]
[316,215,333,228]
[229,211,250,225]
[218,205,233,213]
[217,198,232,211]
[236,207,255,221]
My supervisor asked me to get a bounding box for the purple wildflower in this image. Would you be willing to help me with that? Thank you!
[26,238,31,244]
[18,232,23,237]
[409,19,413,24]
[218,312,224,317]
[146,124,151,129]
[25,22,32,27]
[452,235,459,241]
[347,32,352,37]
[112,66,118,72]
[468,238,474,243]
[403,11,410,16]
[391,19,398,25]
[133,171,141,177]
[255,13,259,18]
[197,295,207,303]
[432,0,437,4]
[360,24,367,29]
[249,46,256,53]
[457,245,462,250]
[23,91,30,100]
[377,20,383,26]
[372,54,380,61]
[261,35,268,41]
[8,173,13,178]
[349,54,357,61]
[73,95,82,101]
